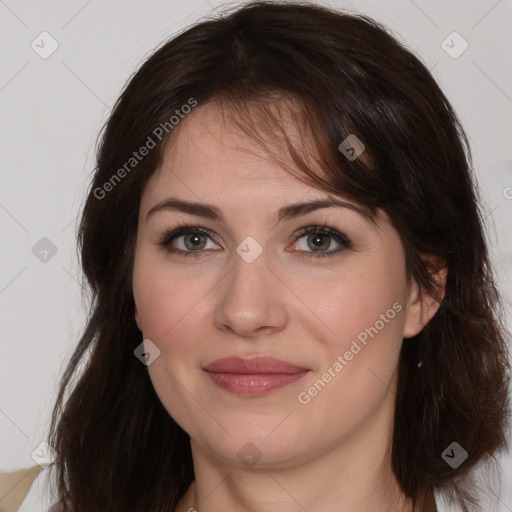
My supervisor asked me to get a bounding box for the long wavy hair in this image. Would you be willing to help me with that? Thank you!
[46,2,511,511]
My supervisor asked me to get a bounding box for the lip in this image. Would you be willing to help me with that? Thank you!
[203,357,310,395]
[204,356,309,374]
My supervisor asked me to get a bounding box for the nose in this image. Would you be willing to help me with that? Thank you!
[213,245,289,339]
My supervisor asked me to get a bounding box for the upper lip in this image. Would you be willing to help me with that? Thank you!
[203,356,309,374]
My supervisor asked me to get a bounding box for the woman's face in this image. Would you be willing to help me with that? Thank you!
[132,100,431,469]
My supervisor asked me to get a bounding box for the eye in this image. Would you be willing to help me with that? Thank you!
[289,223,352,258]
[157,223,220,257]
[156,221,353,259]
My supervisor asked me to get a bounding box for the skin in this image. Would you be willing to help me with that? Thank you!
[132,99,445,512]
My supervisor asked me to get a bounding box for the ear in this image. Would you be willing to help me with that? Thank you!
[134,304,142,331]
[402,258,447,339]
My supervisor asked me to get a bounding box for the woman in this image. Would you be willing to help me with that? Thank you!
[16,1,511,511]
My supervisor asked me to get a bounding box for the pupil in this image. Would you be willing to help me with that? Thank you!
[310,234,328,251]
[186,233,204,249]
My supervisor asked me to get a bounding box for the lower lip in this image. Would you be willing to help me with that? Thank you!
[205,371,309,395]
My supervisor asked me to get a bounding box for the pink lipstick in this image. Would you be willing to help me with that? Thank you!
[203,356,310,395]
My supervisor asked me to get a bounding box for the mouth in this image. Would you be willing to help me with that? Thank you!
[203,356,310,395]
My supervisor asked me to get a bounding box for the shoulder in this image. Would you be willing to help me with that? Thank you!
[0,465,44,510]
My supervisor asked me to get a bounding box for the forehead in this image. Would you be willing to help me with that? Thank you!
[139,98,382,231]
[143,99,325,201]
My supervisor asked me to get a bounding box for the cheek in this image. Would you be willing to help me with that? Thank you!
[300,259,407,405]
[132,249,209,343]
[132,252,209,426]
[306,262,407,353]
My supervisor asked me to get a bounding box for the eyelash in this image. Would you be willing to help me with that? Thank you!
[156,221,353,259]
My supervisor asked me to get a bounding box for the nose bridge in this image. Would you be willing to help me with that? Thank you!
[213,236,288,336]
[227,236,273,311]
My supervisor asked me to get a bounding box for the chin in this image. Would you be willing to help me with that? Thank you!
[190,417,315,469]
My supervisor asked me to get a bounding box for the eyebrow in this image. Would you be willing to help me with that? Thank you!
[146,196,375,224]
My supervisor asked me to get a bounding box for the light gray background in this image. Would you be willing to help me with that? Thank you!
[1,0,511,509]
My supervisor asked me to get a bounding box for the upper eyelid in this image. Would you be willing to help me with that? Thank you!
[159,223,351,248]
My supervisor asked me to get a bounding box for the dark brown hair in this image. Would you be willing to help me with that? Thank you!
[46,1,511,511]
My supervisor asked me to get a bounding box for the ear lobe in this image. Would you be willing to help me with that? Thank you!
[402,264,447,339]
[134,304,142,331]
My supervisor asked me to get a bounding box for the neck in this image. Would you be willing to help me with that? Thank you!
[180,458,413,512]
